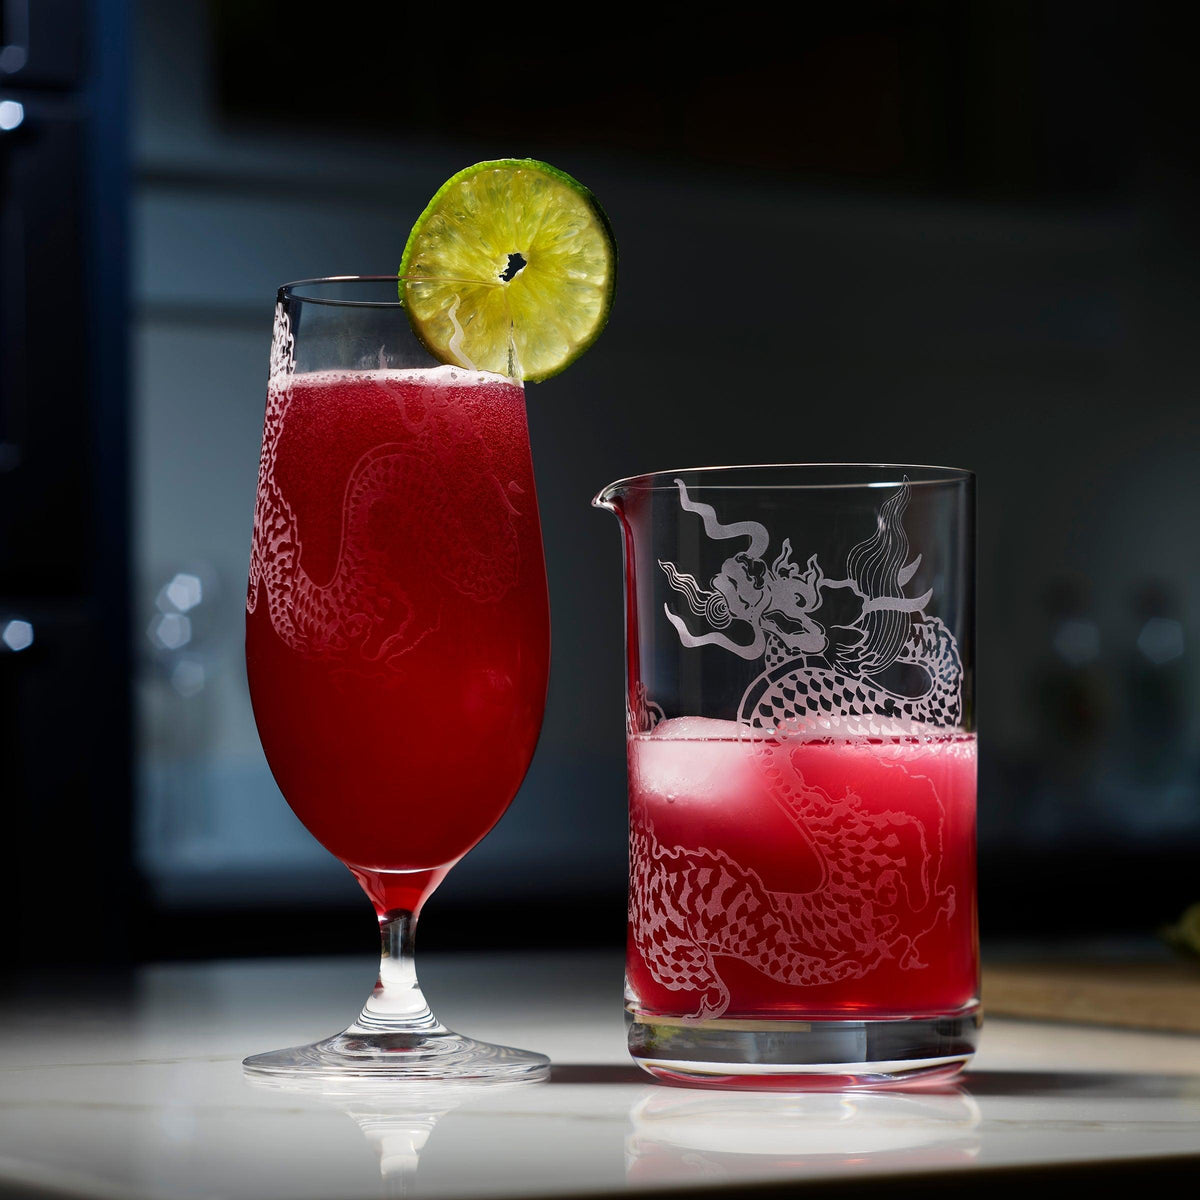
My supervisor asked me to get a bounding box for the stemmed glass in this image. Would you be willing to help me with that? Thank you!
[243,277,550,1082]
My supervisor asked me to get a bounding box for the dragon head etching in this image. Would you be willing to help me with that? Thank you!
[659,478,932,677]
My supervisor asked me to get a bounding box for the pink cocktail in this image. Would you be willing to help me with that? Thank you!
[596,463,978,1086]
[627,719,977,1020]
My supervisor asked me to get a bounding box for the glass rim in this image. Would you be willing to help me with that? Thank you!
[594,462,974,505]
[279,274,502,308]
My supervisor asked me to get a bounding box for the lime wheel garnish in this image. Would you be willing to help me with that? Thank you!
[400,159,615,382]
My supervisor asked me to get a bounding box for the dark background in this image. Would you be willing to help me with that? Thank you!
[2,0,1198,970]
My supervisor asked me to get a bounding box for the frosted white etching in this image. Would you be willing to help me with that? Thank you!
[659,479,961,730]
[627,682,665,735]
[246,303,520,668]
[630,480,964,1017]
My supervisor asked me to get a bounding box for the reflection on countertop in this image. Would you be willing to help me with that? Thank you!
[626,1087,982,1187]
[0,953,1198,1199]
[243,1074,478,1199]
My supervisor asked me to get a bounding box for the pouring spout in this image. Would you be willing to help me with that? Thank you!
[594,467,662,512]
[592,479,626,512]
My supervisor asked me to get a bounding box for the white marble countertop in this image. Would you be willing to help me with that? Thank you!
[1,951,1198,1199]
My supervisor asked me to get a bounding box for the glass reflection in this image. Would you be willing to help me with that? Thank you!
[335,1097,461,1198]
[626,1086,981,1187]
[243,1075,474,1198]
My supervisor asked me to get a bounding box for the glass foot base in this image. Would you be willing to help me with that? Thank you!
[244,1027,550,1086]
[627,1007,981,1090]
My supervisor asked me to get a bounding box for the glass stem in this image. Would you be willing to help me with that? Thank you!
[351,909,446,1035]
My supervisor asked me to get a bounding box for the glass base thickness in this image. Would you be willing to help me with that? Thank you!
[627,1006,981,1090]
[243,1027,550,1086]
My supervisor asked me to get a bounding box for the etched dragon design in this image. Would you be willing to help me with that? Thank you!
[631,479,964,1017]
[246,304,520,667]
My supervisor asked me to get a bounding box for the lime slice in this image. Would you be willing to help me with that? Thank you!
[400,159,615,382]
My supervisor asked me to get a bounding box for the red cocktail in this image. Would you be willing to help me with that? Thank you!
[242,161,615,1086]
[247,366,549,917]
[243,277,552,1084]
